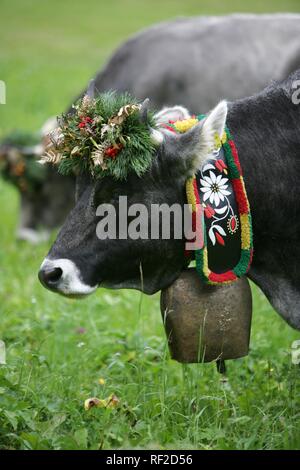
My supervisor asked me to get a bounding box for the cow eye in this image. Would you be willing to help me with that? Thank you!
[94,182,115,206]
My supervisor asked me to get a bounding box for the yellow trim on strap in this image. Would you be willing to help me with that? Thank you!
[186,177,197,212]
[240,213,251,249]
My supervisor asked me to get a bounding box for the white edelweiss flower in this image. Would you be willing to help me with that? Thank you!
[200,171,231,207]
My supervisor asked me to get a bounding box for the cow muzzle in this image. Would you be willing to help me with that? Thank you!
[38,258,97,296]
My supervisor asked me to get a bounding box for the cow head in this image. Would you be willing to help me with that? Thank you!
[0,118,75,243]
[0,129,45,242]
[39,100,227,295]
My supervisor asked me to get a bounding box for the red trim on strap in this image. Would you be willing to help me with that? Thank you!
[229,140,242,175]
[231,178,249,214]
[193,178,200,205]
[208,271,237,283]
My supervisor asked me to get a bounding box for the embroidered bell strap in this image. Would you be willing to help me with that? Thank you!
[168,115,253,285]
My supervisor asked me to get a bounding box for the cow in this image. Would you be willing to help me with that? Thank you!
[38,69,300,331]
[0,119,75,243]
[3,13,300,241]
[86,13,300,113]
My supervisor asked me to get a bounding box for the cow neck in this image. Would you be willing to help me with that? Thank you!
[164,116,253,285]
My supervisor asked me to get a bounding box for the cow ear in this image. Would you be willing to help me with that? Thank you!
[154,105,191,126]
[170,101,228,176]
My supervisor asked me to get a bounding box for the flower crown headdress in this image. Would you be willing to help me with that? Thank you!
[40,81,156,180]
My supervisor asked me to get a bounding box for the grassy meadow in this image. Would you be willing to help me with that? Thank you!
[0,0,300,450]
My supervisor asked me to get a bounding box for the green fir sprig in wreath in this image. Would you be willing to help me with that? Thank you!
[40,92,156,180]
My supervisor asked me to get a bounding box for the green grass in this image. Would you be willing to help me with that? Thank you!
[1,0,300,450]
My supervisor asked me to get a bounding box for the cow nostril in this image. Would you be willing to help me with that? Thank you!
[46,267,63,283]
[38,267,63,288]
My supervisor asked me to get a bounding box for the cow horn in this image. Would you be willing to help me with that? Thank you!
[87,79,95,99]
[139,98,163,145]
[139,98,150,123]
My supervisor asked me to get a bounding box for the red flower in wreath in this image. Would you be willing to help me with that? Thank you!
[78,116,93,128]
[104,143,123,159]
